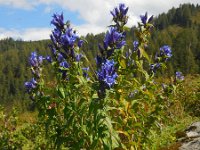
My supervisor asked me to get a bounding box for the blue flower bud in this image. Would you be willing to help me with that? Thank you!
[175,71,184,81]
[140,12,148,25]
[82,67,90,80]
[60,61,69,68]
[75,54,83,62]
[140,12,153,25]
[78,40,84,48]
[133,41,139,51]
[150,63,161,73]
[57,53,64,62]
[46,56,52,63]
[51,13,64,30]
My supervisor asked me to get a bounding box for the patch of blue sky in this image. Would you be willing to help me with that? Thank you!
[0,4,86,30]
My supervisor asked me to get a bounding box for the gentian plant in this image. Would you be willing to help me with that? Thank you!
[25,3,184,149]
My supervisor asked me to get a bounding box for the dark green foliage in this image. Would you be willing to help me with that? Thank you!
[0,38,51,106]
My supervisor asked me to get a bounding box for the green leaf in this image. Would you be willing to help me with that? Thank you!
[57,87,65,99]
[118,56,126,69]
[139,47,150,62]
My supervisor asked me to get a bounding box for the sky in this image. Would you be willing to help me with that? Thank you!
[0,0,199,41]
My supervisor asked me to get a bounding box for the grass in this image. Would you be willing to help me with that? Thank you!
[148,74,200,149]
[150,115,199,149]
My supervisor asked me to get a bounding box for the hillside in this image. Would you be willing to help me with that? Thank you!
[0,3,200,107]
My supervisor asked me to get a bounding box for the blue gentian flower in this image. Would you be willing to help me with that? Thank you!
[119,3,129,16]
[140,12,153,25]
[60,61,69,68]
[38,56,44,65]
[96,55,103,68]
[49,45,56,56]
[50,13,82,63]
[29,52,38,67]
[51,13,64,30]
[24,78,37,93]
[104,27,126,50]
[140,12,148,25]
[110,3,128,22]
[133,41,139,51]
[116,40,126,49]
[150,63,161,73]
[160,45,172,59]
[57,53,64,62]
[97,59,118,88]
[61,31,77,48]
[82,67,90,80]
[29,52,44,68]
[175,71,184,81]
[59,60,70,79]
[75,54,83,62]
[110,7,119,18]
[50,28,62,46]
[46,56,52,63]
[78,40,84,48]
[25,51,44,94]
[98,4,127,60]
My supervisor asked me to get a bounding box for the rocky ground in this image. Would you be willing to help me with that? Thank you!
[160,122,200,150]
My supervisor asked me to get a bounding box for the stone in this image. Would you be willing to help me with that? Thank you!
[179,121,200,150]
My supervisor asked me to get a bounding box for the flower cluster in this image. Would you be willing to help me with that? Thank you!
[96,4,129,99]
[49,13,84,79]
[98,4,128,59]
[51,13,64,30]
[98,27,126,58]
[97,59,118,88]
[29,52,44,77]
[150,45,172,73]
[110,3,129,25]
[24,78,37,93]
[25,52,44,93]
[104,27,126,50]
[50,14,83,59]
[159,45,172,60]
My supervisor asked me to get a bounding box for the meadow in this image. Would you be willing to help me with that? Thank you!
[0,3,200,150]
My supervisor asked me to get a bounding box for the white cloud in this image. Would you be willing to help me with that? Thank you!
[0,0,200,40]
[0,0,34,9]
[34,0,200,25]
[44,6,53,13]
[75,24,106,36]
[0,27,51,41]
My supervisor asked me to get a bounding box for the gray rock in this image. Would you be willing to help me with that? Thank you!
[179,121,200,150]
[179,137,200,150]
[186,131,199,138]
[185,122,200,133]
